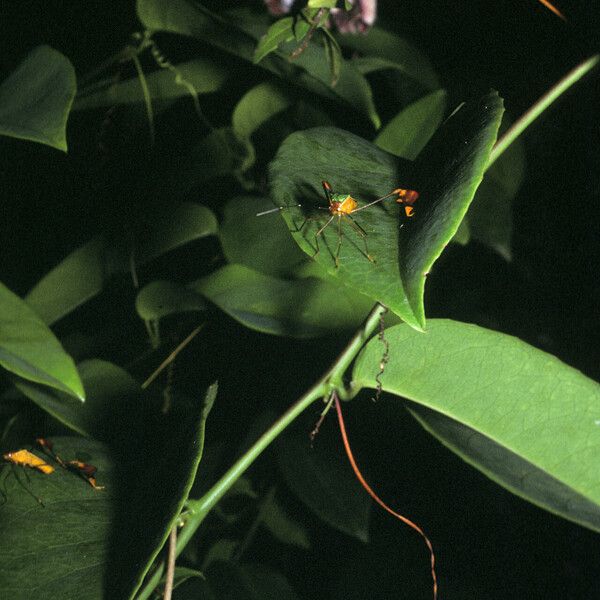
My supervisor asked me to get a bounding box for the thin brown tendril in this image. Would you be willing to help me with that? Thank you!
[372,306,389,402]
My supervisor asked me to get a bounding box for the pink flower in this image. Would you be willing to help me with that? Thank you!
[331,0,377,33]
[263,0,377,32]
[263,0,296,16]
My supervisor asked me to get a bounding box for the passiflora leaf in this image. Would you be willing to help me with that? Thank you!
[191,264,372,338]
[0,281,84,400]
[269,93,503,329]
[0,45,76,152]
[352,320,600,532]
[14,359,139,438]
[0,383,216,600]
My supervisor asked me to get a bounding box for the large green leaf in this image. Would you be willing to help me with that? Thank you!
[0,385,216,600]
[75,57,227,110]
[0,282,83,400]
[25,203,217,325]
[269,93,503,328]
[191,264,372,338]
[232,82,291,172]
[0,45,76,152]
[401,91,504,324]
[14,359,141,439]
[352,320,600,532]
[136,280,207,322]
[374,89,447,160]
[136,0,380,128]
[468,117,527,260]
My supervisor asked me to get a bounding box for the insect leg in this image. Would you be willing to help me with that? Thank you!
[346,214,374,262]
[314,215,335,259]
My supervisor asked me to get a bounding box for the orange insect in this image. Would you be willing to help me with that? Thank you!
[260,180,419,267]
[37,438,104,490]
[306,181,419,266]
[3,449,54,474]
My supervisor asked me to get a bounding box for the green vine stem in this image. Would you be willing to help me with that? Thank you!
[488,54,599,168]
[135,302,388,600]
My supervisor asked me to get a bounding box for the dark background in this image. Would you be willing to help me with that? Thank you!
[1,1,599,598]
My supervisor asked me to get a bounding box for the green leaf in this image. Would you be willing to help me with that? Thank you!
[232,82,291,172]
[269,99,503,330]
[468,117,526,260]
[75,57,227,111]
[0,383,216,600]
[277,425,371,542]
[339,27,440,91]
[0,45,76,152]
[233,82,290,141]
[136,280,207,321]
[25,203,217,325]
[402,91,504,325]
[269,126,422,326]
[321,25,342,86]
[220,196,307,277]
[0,281,84,400]
[374,89,447,160]
[308,0,337,7]
[261,493,311,549]
[137,0,380,128]
[191,264,372,337]
[14,359,141,438]
[253,17,296,63]
[352,320,600,532]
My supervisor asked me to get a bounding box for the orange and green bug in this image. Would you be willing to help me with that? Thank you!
[301,180,419,267]
[258,180,420,267]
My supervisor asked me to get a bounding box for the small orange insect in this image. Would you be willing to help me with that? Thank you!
[258,180,419,266]
[37,438,104,490]
[3,449,54,474]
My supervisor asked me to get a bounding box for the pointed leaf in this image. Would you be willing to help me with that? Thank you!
[14,359,141,438]
[25,203,217,325]
[136,280,206,321]
[253,17,297,64]
[0,281,83,400]
[374,89,447,160]
[0,385,216,600]
[191,264,372,337]
[75,58,226,110]
[352,320,600,532]
[402,91,504,325]
[269,99,503,329]
[269,126,422,327]
[0,46,76,152]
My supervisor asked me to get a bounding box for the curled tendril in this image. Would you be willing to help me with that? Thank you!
[372,306,389,402]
